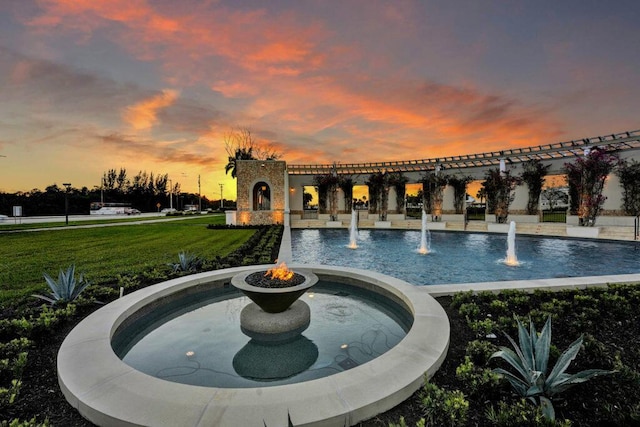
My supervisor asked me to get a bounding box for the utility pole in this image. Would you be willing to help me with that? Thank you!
[169,179,173,210]
[218,183,224,209]
[198,175,202,212]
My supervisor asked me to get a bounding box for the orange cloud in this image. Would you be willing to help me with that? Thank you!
[123,89,179,130]
[22,1,566,168]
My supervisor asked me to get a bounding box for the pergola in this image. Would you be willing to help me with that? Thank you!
[287,129,640,176]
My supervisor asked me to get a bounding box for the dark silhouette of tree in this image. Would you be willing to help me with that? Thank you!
[564,149,618,226]
[482,168,520,223]
[338,176,354,212]
[420,172,447,220]
[448,175,473,214]
[224,128,281,178]
[520,159,550,215]
[388,172,409,214]
[617,159,640,216]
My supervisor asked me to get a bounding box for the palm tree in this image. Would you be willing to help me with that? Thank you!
[224,147,254,178]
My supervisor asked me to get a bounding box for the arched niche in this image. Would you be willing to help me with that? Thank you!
[253,181,271,210]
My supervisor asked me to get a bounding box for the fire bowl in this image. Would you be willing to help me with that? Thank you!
[231,269,318,313]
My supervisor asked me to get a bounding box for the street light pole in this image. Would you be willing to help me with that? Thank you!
[169,179,173,210]
[63,183,71,225]
[218,183,224,209]
[198,175,202,212]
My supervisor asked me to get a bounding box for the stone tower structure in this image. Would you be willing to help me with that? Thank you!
[235,160,288,225]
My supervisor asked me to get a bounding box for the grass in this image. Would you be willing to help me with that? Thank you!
[1,220,639,425]
[0,215,181,231]
[0,215,255,304]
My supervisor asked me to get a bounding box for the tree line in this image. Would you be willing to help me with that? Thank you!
[0,168,216,216]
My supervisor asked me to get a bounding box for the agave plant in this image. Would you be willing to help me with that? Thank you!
[169,251,203,273]
[490,316,613,420]
[33,264,91,304]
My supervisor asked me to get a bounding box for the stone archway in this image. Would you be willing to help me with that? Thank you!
[253,181,271,211]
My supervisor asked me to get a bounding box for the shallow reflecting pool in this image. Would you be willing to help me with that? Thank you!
[112,281,411,388]
[291,229,639,285]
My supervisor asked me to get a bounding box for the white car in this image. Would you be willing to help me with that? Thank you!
[0,214,7,222]
[161,208,177,213]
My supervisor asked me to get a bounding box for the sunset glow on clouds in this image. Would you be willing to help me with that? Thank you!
[1,0,639,198]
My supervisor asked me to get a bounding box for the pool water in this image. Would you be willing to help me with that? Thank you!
[112,282,411,388]
[291,229,640,285]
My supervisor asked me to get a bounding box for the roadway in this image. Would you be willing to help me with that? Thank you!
[0,212,165,225]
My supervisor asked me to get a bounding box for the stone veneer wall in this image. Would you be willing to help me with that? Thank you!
[236,160,286,225]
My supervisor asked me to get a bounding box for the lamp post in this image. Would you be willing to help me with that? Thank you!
[218,183,224,209]
[63,183,71,225]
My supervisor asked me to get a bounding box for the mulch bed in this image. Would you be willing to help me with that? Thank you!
[3,294,639,426]
[245,270,306,288]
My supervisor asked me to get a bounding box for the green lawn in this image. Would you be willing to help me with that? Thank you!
[0,215,256,303]
[0,215,185,231]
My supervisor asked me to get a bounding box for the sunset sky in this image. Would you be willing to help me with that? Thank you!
[1,1,639,199]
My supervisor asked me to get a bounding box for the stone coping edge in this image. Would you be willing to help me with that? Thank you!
[57,264,450,427]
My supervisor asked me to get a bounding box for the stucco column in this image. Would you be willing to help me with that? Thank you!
[511,184,529,214]
[284,167,290,226]
[602,173,622,214]
[443,185,455,213]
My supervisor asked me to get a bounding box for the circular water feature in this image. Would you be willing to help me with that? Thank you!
[292,229,640,285]
[57,265,449,427]
[112,281,412,388]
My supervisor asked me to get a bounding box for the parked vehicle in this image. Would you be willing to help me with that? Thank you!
[90,202,131,215]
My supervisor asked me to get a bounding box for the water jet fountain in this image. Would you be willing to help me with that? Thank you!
[503,221,519,266]
[418,210,431,254]
[348,210,358,249]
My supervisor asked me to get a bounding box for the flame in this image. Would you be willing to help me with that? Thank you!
[265,262,295,281]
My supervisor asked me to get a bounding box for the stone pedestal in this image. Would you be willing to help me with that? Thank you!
[240,300,311,342]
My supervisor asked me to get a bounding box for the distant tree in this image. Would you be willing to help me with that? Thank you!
[476,187,487,205]
[541,187,569,211]
[303,192,313,209]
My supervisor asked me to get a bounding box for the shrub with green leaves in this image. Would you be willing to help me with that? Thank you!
[490,316,614,420]
[32,264,91,305]
[420,380,469,427]
[465,339,498,365]
[455,356,501,395]
[485,398,572,426]
[0,416,50,427]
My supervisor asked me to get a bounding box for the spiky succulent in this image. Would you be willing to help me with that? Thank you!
[490,316,613,420]
[33,264,91,304]
[169,251,203,273]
